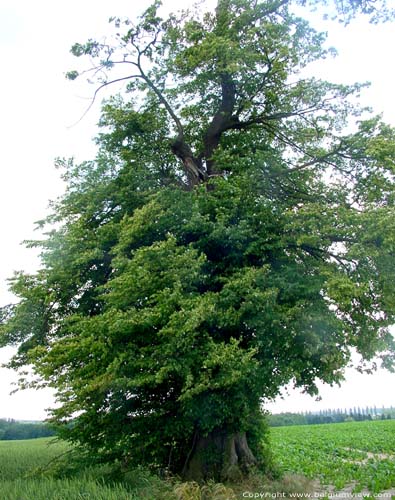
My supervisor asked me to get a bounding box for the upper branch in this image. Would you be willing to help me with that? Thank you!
[133,41,185,140]
[71,74,143,126]
[202,73,237,174]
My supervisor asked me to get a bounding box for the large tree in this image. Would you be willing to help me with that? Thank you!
[1,0,395,482]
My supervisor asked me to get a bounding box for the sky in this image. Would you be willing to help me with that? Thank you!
[0,0,395,420]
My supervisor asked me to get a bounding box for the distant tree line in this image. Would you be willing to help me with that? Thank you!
[0,419,55,440]
[269,406,395,427]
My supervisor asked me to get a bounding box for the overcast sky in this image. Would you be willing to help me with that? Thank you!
[0,0,394,420]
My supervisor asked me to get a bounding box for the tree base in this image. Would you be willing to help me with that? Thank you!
[183,429,257,482]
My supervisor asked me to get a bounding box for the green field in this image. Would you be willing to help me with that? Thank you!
[271,419,395,494]
[0,438,176,499]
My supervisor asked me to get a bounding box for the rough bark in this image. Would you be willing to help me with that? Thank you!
[182,428,257,482]
[203,73,237,178]
[171,137,206,188]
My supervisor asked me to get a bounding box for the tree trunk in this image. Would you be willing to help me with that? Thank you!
[171,137,206,188]
[182,428,257,482]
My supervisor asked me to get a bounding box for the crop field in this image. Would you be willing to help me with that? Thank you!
[271,419,395,495]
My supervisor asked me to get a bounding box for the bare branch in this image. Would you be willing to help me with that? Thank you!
[286,148,343,173]
[67,75,143,128]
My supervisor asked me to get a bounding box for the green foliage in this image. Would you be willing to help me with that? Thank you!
[0,419,55,440]
[1,0,395,480]
[268,407,391,427]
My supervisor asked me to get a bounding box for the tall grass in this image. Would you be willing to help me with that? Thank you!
[0,477,139,500]
[0,438,68,481]
[0,438,175,499]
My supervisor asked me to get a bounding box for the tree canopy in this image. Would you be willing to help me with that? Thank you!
[1,0,395,482]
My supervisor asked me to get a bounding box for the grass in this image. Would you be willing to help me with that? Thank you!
[0,438,175,499]
[0,438,69,481]
[0,477,140,500]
